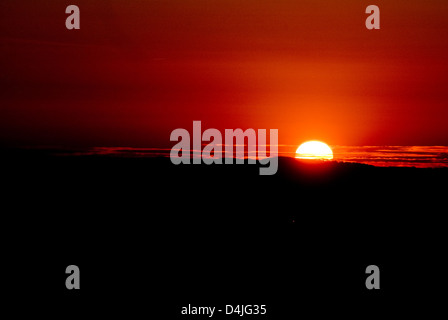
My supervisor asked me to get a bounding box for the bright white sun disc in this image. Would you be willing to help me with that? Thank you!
[296,141,333,160]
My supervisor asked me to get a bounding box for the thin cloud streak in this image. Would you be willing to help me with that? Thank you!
[49,145,448,168]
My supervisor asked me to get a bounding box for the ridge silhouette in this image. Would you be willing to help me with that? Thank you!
[2,149,446,317]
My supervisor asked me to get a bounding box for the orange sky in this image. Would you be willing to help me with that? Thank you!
[1,0,448,147]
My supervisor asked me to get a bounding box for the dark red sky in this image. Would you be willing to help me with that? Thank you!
[1,0,448,148]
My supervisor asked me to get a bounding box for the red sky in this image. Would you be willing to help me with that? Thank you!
[1,0,448,148]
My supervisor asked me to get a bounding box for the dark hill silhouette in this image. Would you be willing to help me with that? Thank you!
[2,149,446,317]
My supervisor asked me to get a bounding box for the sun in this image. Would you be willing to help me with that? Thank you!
[296,141,333,160]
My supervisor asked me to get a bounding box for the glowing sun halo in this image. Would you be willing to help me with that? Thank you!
[296,141,333,160]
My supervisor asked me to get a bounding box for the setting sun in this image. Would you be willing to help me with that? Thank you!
[296,141,333,160]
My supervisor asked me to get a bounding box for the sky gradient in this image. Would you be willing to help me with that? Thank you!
[1,0,448,148]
